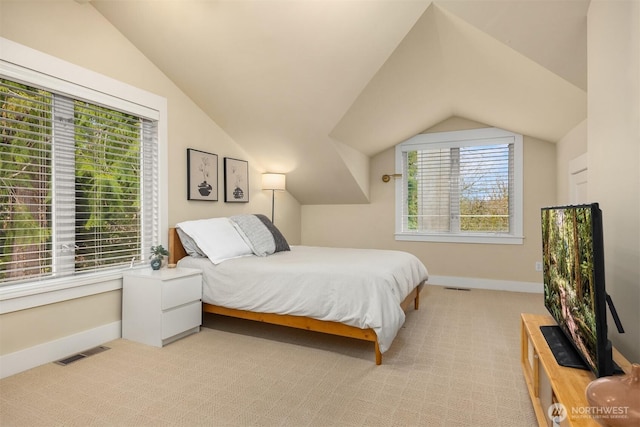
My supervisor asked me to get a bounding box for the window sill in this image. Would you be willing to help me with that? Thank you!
[0,269,146,314]
[395,232,524,245]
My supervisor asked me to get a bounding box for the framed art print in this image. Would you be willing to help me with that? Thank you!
[187,148,218,201]
[224,157,249,202]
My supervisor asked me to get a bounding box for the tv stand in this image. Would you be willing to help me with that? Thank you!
[520,314,631,426]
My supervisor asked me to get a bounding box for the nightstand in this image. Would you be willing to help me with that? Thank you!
[122,267,202,347]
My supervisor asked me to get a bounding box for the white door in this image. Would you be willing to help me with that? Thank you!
[569,153,588,204]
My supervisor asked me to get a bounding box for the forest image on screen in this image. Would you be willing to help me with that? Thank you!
[542,207,597,373]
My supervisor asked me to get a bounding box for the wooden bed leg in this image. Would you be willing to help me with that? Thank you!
[414,290,420,310]
[375,341,382,365]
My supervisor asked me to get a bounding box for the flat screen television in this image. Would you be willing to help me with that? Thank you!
[540,203,623,378]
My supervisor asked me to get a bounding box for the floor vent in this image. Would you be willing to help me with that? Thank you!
[55,345,110,366]
[444,287,471,291]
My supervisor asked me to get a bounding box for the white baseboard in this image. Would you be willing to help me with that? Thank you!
[427,275,542,293]
[0,321,121,379]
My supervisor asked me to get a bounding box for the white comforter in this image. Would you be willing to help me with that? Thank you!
[178,246,428,353]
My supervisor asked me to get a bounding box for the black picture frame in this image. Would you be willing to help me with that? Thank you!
[224,157,249,202]
[187,149,218,201]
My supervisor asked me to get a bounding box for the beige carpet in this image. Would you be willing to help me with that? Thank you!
[0,285,547,426]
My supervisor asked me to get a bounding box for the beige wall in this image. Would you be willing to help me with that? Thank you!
[0,292,121,354]
[0,0,301,357]
[303,117,557,286]
[587,0,639,362]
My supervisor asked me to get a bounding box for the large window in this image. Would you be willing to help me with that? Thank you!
[0,78,158,285]
[0,40,165,289]
[395,128,523,244]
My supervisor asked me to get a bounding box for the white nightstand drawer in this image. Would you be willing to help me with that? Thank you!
[161,275,201,310]
[162,301,201,339]
[123,267,202,347]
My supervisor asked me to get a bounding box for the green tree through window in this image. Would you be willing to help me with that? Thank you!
[0,80,52,282]
[74,102,141,272]
[1,78,146,284]
[396,128,523,244]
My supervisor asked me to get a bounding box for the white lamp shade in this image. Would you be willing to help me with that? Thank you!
[262,173,286,191]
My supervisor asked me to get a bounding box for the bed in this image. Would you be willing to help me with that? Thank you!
[168,215,428,364]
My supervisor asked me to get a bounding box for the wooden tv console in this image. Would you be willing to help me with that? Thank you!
[520,313,632,427]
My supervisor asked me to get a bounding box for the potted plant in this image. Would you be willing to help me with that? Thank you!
[149,245,169,270]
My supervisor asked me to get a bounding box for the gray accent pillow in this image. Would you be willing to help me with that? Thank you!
[229,214,276,256]
[255,214,290,253]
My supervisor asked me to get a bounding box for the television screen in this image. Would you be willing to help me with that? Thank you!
[541,203,612,377]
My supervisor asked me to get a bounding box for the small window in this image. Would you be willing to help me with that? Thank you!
[395,128,523,244]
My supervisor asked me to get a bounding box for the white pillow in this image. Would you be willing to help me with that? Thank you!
[175,217,252,264]
[176,228,205,257]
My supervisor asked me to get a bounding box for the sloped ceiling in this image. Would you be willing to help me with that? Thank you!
[90,0,589,205]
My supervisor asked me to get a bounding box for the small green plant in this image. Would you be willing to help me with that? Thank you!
[150,245,169,260]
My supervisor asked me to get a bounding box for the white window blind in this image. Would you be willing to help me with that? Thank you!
[395,128,523,244]
[0,78,158,285]
[0,80,53,282]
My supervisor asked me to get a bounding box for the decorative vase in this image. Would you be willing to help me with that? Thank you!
[198,181,212,196]
[150,257,162,270]
[585,363,640,427]
[233,187,244,199]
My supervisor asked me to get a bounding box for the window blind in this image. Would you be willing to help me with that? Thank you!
[140,118,158,264]
[73,101,144,273]
[402,140,513,234]
[0,80,53,282]
[0,77,158,285]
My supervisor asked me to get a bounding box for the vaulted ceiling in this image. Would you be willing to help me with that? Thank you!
[91,0,589,204]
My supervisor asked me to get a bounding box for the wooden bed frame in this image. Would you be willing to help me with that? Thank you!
[168,227,423,364]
